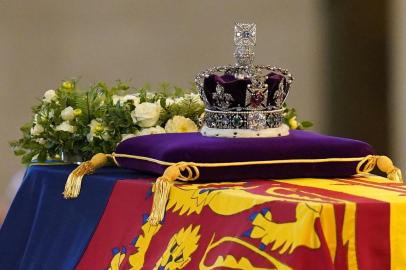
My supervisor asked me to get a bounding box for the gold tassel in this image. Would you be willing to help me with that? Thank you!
[357,155,403,182]
[63,153,110,199]
[376,156,403,182]
[148,162,199,226]
[148,177,172,225]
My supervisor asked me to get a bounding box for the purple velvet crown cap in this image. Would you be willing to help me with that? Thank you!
[203,72,287,110]
[115,130,375,181]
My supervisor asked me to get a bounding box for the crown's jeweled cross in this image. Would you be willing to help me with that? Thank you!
[234,23,256,66]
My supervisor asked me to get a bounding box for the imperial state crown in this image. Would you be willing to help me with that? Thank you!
[195,23,294,138]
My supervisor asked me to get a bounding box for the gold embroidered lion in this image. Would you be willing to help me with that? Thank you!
[153,225,201,270]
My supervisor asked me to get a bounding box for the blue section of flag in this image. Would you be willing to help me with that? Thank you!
[0,165,151,270]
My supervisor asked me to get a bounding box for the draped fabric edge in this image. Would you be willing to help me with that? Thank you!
[62,153,402,225]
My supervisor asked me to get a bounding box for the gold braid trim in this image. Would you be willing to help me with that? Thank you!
[64,153,403,225]
[110,153,367,168]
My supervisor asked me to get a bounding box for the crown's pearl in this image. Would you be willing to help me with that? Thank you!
[250,91,265,107]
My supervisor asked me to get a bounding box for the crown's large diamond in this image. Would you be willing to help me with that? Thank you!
[247,112,266,130]
[250,91,265,107]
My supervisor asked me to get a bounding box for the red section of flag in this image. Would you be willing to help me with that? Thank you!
[76,179,391,270]
[76,179,154,269]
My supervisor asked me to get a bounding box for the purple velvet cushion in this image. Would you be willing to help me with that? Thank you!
[115,130,374,180]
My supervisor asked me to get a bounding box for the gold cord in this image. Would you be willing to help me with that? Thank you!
[356,155,377,174]
[110,153,368,168]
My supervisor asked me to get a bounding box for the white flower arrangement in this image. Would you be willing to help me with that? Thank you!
[11,80,205,163]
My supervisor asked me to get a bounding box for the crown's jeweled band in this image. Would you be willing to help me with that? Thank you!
[204,108,284,131]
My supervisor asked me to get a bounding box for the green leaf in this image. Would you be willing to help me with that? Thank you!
[38,150,47,162]
[14,149,26,156]
[174,87,184,97]
[159,82,170,93]
[22,151,38,164]
[301,121,314,128]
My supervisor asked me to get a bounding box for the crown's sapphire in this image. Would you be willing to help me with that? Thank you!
[242,31,251,38]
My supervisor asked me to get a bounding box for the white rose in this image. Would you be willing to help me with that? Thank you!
[165,98,175,106]
[60,106,75,121]
[55,121,76,133]
[136,126,166,137]
[188,93,204,105]
[30,124,44,136]
[35,138,46,145]
[43,89,57,103]
[33,114,40,124]
[48,110,55,119]
[174,97,185,104]
[131,102,161,128]
[86,133,93,142]
[122,94,140,106]
[101,132,110,141]
[112,95,121,105]
[113,94,141,106]
[165,116,198,133]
